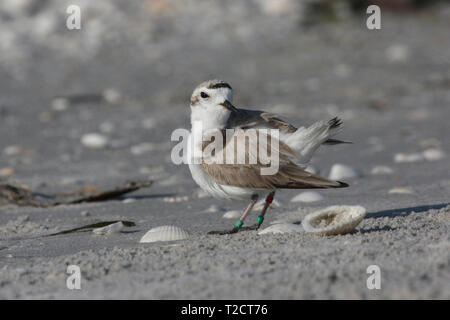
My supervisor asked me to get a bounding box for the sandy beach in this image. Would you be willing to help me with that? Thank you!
[0,0,449,299]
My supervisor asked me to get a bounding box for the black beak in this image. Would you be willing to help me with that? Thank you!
[220,100,237,112]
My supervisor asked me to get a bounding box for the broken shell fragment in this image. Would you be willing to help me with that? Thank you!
[258,223,303,235]
[291,191,323,203]
[140,225,190,243]
[302,205,366,236]
[93,222,124,235]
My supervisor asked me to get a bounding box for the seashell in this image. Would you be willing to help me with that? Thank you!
[302,205,366,236]
[328,164,360,180]
[93,222,124,235]
[258,223,303,235]
[422,149,445,161]
[222,210,241,219]
[291,191,323,203]
[394,153,424,163]
[370,166,394,175]
[81,133,108,149]
[388,187,414,195]
[140,225,190,243]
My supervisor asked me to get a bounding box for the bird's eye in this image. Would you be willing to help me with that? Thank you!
[200,92,209,99]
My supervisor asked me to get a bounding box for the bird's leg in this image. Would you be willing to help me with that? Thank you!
[208,195,258,235]
[240,191,275,231]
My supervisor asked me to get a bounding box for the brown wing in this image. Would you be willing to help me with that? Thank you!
[201,129,348,190]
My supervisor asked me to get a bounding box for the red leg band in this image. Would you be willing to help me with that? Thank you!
[266,194,274,204]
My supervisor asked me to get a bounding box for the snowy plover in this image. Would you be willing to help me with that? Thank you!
[187,80,349,234]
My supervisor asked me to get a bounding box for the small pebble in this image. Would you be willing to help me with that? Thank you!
[163,196,188,203]
[130,143,155,155]
[370,166,394,175]
[102,88,121,104]
[388,187,414,195]
[423,149,445,161]
[290,191,324,203]
[222,210,241,219]
[51,98,69,111]
[81,133,108,149]
[202,204,224,213]
[122,198,136,204]
[394,153,424,163]
[328,164,360,180]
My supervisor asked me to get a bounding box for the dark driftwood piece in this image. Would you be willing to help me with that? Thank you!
[46,220,136,237]
[0,180,153,207]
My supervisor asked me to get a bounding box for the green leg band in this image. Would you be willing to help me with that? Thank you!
[256,216,264,225]
[234,220,244,229]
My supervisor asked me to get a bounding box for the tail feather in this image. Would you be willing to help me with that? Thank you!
[282,117,345,165]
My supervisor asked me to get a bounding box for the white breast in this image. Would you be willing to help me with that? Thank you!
[187,133,257,201]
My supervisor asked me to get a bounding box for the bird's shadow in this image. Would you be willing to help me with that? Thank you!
[365,202,449,219]
[356,202,449,234]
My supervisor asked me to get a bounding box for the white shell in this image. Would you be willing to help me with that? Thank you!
[222,210,241,219]
[422,149,445,161]
[290,191,324,203]
[302,205,366,236]
[140,225,190,243]
[394,153,424,163]
[328,164,360,180]
[93,222,124,235]
[258,223,303,235]
[370,166,394,175]
[388,187,414,195]
[81,133,108,149]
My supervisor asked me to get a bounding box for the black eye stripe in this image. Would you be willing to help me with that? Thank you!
[200,92,209,98]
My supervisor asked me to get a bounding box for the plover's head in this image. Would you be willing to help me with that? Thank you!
[190,80,235,129]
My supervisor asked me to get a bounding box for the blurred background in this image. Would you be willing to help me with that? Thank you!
[0,0,448,194]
